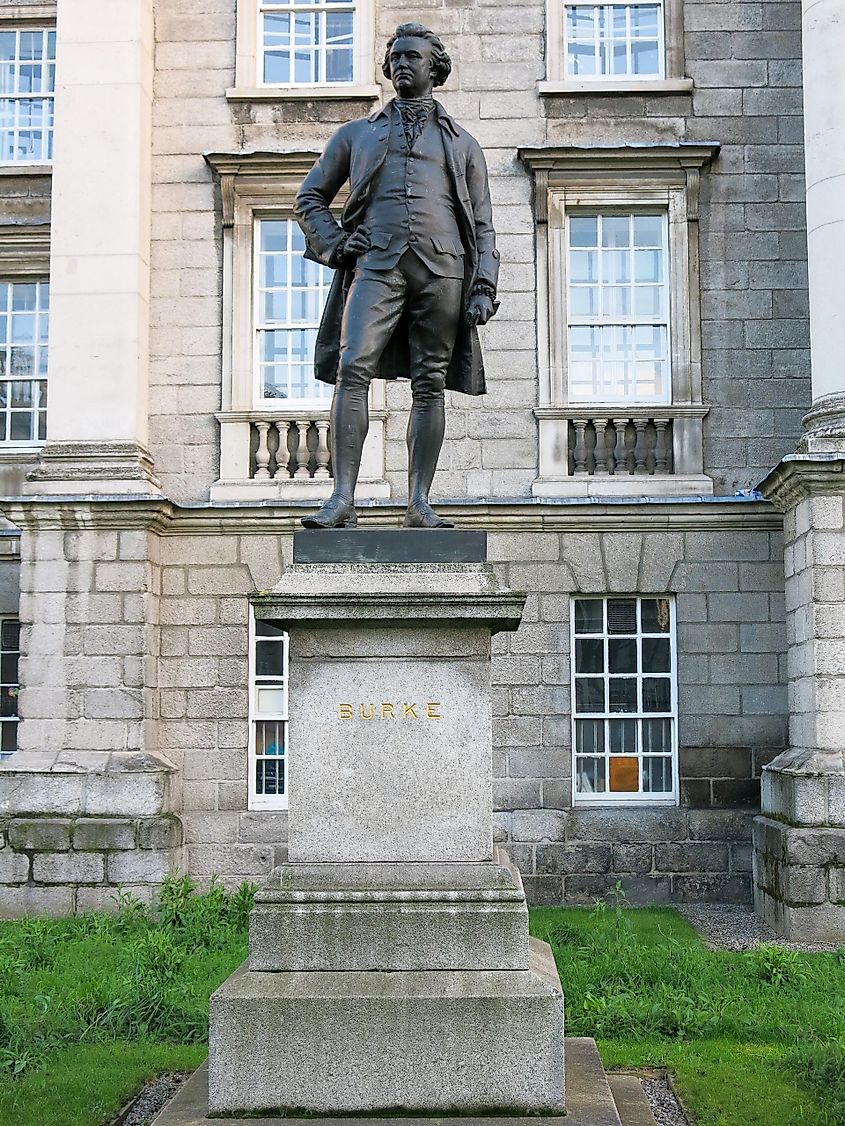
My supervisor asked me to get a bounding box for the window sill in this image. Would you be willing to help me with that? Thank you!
[0,163,52,176]
[539,78,693,97]
[226,84,382,103]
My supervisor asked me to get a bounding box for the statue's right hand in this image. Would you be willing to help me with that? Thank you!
[342,228,371,258]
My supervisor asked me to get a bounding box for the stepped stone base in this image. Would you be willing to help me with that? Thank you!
[209,937,564,1116]
[249,851,529,972]
[155,1039,656,1126]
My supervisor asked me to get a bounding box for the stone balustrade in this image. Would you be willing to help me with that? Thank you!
[251,413,332,482]
[568,414,673,477]
[533,405,712,496]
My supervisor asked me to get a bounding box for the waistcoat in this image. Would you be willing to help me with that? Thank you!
[359,105,465,280]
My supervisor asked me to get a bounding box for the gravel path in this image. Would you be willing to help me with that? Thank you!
[642,1075,691,1126]
[110,1072,188,1126]
[678,903,841,953]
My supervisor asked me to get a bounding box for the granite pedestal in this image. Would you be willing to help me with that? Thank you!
[206,533,566,1117]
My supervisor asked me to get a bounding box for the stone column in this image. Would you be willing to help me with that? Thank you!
[753,0,845,940]
[27,0,159,494]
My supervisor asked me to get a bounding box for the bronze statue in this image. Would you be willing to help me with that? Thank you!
[295,23,499,529]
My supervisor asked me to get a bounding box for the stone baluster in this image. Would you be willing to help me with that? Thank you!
[612,418,629,475]
[273,420,291,479]
[654,418,670,474]
[572,418,588,475]
[593,418,610,475]
[254,422,272,479]
[314,420,331,479]
[633,419,649,475]
[294,420,312,478]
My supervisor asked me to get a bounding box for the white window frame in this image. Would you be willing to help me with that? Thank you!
[562,1,665,83]
[0,24,56,166]
[566,209,671,406]
[248,611,289,811]
[541,0,689,95]
[253,215,333,409]
[0,276,48,448]
[570,596,679,807]
[230,0,379,100]
[519,145,718,495]
[0,615,20,760]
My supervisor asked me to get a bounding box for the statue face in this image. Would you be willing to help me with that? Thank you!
[388,36,435,99]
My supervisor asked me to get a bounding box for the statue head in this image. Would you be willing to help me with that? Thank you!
[382,23,452,97]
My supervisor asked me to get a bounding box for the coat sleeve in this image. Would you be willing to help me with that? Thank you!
[465,137,500,296]
[294,124,353,267]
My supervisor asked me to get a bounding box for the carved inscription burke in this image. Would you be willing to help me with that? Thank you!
[338,703,442,720]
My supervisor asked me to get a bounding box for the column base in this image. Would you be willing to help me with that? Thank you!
[209,938,565,1117]
[800,391,845,455]
[753,815,845,942]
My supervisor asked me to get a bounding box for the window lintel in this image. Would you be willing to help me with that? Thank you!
[0,226,50,278]
[520,143,719,222]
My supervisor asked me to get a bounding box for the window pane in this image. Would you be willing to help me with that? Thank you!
[256,640,285,677]
[642,637,670,673]
[607,599,637,634]
[609,717,637,753]
[642,717,671,754]
[609,677,636,712]
[1,619,20,649]
[256,686,286,714]
[575,677,605,712]
[641,597,671,633]
[608,637,637,673]
[642,677,671,712]
[576,756,606,794]
[609,755,639,791]
[643,756,672,792]
[576,717,605,755]
[569,216,598,247]
[256,620,286,638]
[574,599,604,634]
[575,637,604,673]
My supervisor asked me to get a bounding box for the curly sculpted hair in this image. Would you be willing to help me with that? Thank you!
[381,23,452,88]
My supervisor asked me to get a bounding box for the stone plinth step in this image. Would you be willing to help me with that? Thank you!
[152,1039,644,1126]
[293,529,487,564]
[608,1073,660,1126]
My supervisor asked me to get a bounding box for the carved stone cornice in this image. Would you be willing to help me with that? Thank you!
[0,495,781,536]
[204,150,324,228]
[518,142,721,221]
[758,453,845,512]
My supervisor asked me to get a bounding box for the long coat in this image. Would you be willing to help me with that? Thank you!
[294,100,500,396]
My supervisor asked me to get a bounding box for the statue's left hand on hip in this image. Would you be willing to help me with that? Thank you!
[465,294,494,327]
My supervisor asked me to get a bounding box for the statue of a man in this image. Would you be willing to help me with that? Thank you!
[295,23,499,529]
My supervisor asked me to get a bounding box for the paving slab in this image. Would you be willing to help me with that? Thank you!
[153,1039,620,1126]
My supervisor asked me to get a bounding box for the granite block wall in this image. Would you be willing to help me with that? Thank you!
[146,0,810,505]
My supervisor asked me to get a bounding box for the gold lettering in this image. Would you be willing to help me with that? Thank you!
[426,702,441,720]
[360,704,374,720]
[402,703,418,719]
[338,704,353,720]
[381,703,395,720]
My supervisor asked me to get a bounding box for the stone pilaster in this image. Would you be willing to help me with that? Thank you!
[754,460,845,939]
[752,0,845,940]
[28,0,159,494]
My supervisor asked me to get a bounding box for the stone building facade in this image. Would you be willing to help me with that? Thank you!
[0,0,842,937]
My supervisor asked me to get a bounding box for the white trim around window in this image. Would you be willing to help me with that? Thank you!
[541,0,691,95]
[248,611,289,811]
[230,0,379,100]
[519,143,718,497]
[0,616,20,759]
[571,596,678,806]
[0,277,48,447]
[0,25,55,165]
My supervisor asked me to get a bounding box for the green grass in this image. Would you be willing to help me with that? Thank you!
[531,896,845,1125]
[2,881,844,1126]
[0,876,250,1126]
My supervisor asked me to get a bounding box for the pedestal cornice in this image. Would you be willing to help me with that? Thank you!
[757,453,845,512]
